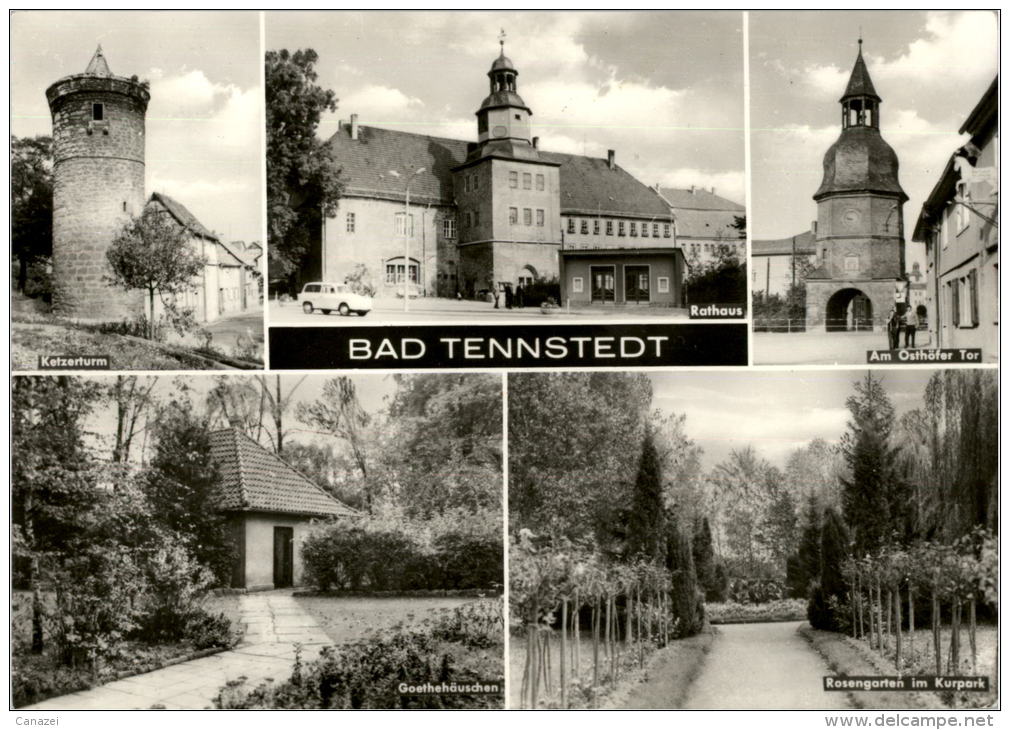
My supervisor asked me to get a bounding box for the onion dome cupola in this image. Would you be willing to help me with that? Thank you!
[814,39,907,202]
[475,31,534,151]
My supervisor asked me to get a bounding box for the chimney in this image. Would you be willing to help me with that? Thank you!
[607,149,615,170]
[690,185,696,194]
[350,113,359,140]
[532,136,539,149]
[710,186,716,195]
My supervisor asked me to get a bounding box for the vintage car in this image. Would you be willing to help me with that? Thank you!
[297,282,372,316]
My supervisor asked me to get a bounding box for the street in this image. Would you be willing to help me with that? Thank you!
[753,330,937,365]
[268,298,691,325]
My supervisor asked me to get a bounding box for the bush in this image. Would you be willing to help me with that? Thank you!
[728,577,786,604]
[133,542,214,644]
[685,247,746,307]
[185,609,240,650]
[429,598,504,648]
[215,629,502,709]
[432,529,503,590]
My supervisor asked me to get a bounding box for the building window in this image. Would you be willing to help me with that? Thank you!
[580,219,589,235]
[472,173,479,191]
[384,260,419,284]
[593,219,600,235]
[950,280,959,327]
[523,172,532,190]
[606,220,613,236]
[618,221,626,236]
[509,171,518,189]
[92,102,104,121]
[443,218,456,239]
[642,223,649,238]
[463,176,470,193]
[346,212,355,233]
[567,218,575,234]
[523,208,532,226]
[653,223,660,237]
[844,255,859,272]
[474,210,480,227]
[536,209,544,227]
[394,212,414,237]
[572,277,584,293]
[630,222,637,237]
[509,207,519,225]
[536,174,545,191]
[657,277,670,294]
[663,223,671,238]
[968,269,979,326]
[955,181,970,234]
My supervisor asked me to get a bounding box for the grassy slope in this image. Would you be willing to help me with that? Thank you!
[13,322,222,370]
[294,595,477,645]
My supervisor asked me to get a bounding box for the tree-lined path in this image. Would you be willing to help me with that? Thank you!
[681,622,852,710]
[23,591,329,710]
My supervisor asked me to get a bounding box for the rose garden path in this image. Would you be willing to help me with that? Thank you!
[24,591,328,710]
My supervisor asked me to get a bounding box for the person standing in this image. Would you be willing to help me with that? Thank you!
[903,306,919,348]
[491,281,500,309]
[504,282,514,310]
[886,307,899,349]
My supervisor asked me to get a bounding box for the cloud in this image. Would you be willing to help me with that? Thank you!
[877,11,997,86]
[339,84,424,121]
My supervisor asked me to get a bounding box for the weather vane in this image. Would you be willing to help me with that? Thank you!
[499,28,507,52]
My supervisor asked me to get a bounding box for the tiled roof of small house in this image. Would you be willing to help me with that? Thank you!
[327,122,673,218]
[751,230,817,256]
[659,187,745,240]
[208,429,357,518]
[659,187,745,212]
[148,192,219,241]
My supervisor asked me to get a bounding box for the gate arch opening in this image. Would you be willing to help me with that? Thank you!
[825,288,873,331]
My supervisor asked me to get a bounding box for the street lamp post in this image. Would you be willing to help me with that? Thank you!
[388,167,426,313]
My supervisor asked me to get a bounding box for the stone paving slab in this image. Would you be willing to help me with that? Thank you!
[23,591,330,710]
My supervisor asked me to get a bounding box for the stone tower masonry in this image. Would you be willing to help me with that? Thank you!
[46,46,150,320]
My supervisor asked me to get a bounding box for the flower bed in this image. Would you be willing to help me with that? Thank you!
[706,599,807,624]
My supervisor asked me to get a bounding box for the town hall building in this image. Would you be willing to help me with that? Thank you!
[312,43,686,308]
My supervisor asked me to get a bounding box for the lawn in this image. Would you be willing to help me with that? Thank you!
[295,594,477,644]
[13,321,225,370]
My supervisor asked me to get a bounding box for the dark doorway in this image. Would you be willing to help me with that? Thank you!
[825,288,873,331]
[590,266,615,303]
[273,526,294,588]
[624,266,650,304]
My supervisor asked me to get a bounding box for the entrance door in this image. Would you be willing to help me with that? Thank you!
[273,526,294,588]
[590,266,615,303]
[625,266,650,304]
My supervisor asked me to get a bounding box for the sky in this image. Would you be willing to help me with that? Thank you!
[266,10,746,204]
[749,10,998,273]
[11,10,264,244]
[649,369,937,470]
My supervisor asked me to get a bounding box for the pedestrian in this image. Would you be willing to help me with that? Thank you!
[903,306,918,348]
[491,282,500,309]
[504,282,514,309]
[456,290,462,301]
[886,307,899,349]
[515,284,525,309]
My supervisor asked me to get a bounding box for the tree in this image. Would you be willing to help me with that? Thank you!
[808,507,850,631]
[11,135,53,294]
[144,401,234,585]
[109,375,159,464]
[265,49,343,290]
[105,207,206,338]
[12,376,103,653]
[625,431,666,562]
[692,517,719,600]
[789,491,822,598]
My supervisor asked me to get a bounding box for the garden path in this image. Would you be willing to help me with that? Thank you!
[680,621,853,709]
[23,590,330,710]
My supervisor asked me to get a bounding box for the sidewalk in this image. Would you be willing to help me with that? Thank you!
[23,591,329,710]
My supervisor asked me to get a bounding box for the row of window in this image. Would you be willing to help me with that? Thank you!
[509,170,545,191]
[688,242,743,256]
[346,211,457,240]
[566,218,672,238]
[509,207,545,227]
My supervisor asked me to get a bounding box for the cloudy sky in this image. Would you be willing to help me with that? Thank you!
[750,10,998,270]
[11,11,263,244]
[267,10,746,204]
[650,369,936,470]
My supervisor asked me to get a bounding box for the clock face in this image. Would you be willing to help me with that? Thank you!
[492,125,508,138]
[841,208,862,227]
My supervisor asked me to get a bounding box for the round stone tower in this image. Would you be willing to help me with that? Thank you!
[46,46,150,320]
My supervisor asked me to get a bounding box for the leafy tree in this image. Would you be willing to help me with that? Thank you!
[105,207,206,339]
[808,507,850,631]
[265,49,343,290]
[789,491,822,598]
[691,517,719,600]
[12,376,103,653]
[762,483,797,573]
[684,242,746,307]
[666,514,702,636]
[108,375,159,464]
[144,401,234,585]
[11,135,53,294]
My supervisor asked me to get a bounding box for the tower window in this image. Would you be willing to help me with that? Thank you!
[122,201,127,212]
[509,171,518,189]
[515,114,521,121]
[92,103,104,121]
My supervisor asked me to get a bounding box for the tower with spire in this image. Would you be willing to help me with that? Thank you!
[46,45,150,320]
[451,34,562,289]
[805,39,908,333]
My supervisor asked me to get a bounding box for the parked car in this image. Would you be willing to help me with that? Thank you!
[297,282,372,316]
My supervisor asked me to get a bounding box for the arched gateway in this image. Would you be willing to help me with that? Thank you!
[825,287,873,331]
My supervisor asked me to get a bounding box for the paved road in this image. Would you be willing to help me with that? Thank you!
[753,331,936,365]
[682,622,852,710]
[23,591,329,710]
[268,299,690,325]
